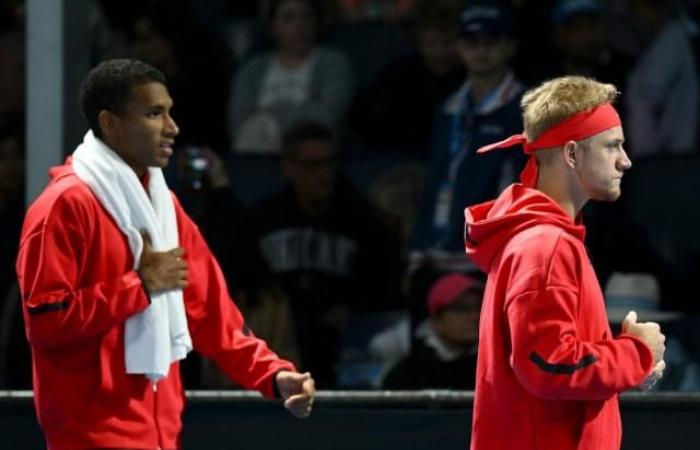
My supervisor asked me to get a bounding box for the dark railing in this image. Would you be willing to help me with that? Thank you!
[2,390,700,449]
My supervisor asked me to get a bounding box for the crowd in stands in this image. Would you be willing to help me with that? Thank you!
[1,0,699,390]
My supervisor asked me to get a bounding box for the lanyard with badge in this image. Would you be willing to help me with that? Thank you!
[432,80,510,232]
[433,94,470,231]
[433,87,500,231]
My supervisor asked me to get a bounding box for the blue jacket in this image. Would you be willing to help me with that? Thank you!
[411,72,526,258]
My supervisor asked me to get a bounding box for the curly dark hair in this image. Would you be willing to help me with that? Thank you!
[79,58,165,138]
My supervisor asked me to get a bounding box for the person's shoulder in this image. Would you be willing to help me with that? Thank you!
[504,223,571,268]
[24,170,99,233]
[35,171,96,212]
[505,223,586,291]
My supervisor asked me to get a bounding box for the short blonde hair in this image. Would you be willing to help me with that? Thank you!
[521,76,619,142]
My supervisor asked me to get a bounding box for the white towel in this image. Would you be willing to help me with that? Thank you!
[72,130,192,382]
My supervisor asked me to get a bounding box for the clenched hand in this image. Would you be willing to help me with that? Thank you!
[276,371,316,418]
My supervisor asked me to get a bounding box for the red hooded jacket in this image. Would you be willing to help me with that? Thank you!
[465,184,653,450]
[16,164,294,450]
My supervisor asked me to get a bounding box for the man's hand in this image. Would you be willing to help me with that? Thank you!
[276,371,315,418]
[137,230,188,294]
[622,311,666,363]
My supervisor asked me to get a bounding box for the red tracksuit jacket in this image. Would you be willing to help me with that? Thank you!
[16,163,294,450]
[464,184,654,450]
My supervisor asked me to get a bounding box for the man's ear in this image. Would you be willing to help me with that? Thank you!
[563,140,577,169]
[97,110,119,140]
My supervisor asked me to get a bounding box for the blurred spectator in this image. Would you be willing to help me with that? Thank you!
[0,120,29,388]
[0,31,24,125]
[606,0,671,59]
[188,1,261,62]
[350,0,465,153]
[409,2,526,275]
[128,2,234,151]
[545,0,631,97]
[229,0,355,154]
[626,2,700,157]
[380,272,482,389]
[508,0,557,86]
[88,0,131,61]
[335,0,417,22]
[238,122,402,387]
[368,163,425,252]
[172,147,301,387]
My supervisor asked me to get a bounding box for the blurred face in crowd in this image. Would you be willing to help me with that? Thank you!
[271,0,318,56]
[100,82,179,177]
[555,14,605,64]
[432,288,482,351]
[457,33,515,78]
[571,125,631,202]
[131,17,176,72]
[417,27,460,76]
[0,135,24,194]
[283,138,336,212]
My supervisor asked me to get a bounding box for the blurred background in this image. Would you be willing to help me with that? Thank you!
[1,0,699,396]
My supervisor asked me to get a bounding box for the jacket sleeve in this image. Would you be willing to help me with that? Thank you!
[177,200,295,398]
[16,196,151,350]
[504,236,654,401]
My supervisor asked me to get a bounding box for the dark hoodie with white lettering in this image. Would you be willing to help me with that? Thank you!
[465,183,653,450]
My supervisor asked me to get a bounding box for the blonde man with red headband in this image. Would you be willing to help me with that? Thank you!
[464,76,666,450]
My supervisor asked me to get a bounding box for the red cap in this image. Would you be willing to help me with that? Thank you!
[427,273,484,314]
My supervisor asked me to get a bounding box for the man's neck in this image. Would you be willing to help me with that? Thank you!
[536,167,588,219]
[469,69,508,105]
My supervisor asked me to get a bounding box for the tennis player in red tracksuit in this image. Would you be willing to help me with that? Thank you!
[464,76,665,450]
[16,59,313,450]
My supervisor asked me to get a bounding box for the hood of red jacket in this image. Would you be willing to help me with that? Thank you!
[464,184,586,272]
[48,159,73,182]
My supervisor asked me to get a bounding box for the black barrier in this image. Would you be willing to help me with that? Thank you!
[2,390,700,449]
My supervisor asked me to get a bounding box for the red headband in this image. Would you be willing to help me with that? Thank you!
[477,102,621,187]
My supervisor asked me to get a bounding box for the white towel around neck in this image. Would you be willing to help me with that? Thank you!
[72,130,192,382]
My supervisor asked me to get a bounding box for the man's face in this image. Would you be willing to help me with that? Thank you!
[106,82,179,176]
[284,138,336,206]
[456,34,515,77]
[574,126,632,201]
[272,0,317,55]
[417,27,460,76]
